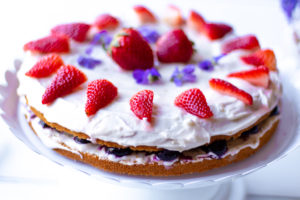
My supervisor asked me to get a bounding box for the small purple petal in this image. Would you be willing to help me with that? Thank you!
[182,64,195,74]
[281,0,298,21]
[182,74,197,82]
[133,69,145,83]
[85,46,94,55]
[138,26,160,43]
[213,53,226,63]
[174,78,183,86]
[171,66,196,86]
[86,31,112,55]
[133,68,161,85]
[77,56,102,69]
[198,60,214,71]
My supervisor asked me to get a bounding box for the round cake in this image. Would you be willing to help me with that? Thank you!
[17,5,281,176]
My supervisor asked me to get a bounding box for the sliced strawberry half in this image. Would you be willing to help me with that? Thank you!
[51,23,91,42]
[174,88,213,118]
[204,23,232,40]
[25,54,64,78]
[109,28,154,70]
[156,29,193,63]
[24,35,70,54]
[94,14,119,30]
[240,49,277,71]
[221,35,260,54]
[130,90,154,122]
[187,10,206,32]
[85,79,118,116]
[227,66,270,88]
[42,65,87,104]
[209,78,253,105]
[164,5,185,27]
[133,5,156,24]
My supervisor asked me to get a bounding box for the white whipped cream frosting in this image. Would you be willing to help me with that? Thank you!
[17,22,281,152]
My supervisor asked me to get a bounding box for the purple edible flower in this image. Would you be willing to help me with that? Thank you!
[198,53,226,71]
[77,56,102,69]
[281,0,298,21]
[138,26,160,43]
[171,64,197,86]
[85,30,112,55]
[133,67,161,84]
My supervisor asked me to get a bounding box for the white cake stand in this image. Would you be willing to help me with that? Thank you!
[1,60,300,200]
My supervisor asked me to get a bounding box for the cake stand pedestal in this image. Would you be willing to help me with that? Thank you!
[91,179,245,200]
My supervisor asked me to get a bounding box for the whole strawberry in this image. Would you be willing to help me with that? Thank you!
[174,88,213,118]
[156,29,193,63]
[51,23,91,42]
[42,65,87,104]
[25,54,64,78]
[85,79,118,116]
[24,35,70,54]
[130,90,154,122]
[108,28,154,70]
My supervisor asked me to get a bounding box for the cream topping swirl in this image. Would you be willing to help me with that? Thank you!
[17,23,281,152]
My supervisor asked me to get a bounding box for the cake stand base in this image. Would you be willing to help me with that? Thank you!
[94,179,245,200]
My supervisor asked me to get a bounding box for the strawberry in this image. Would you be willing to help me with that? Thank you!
[25,54,64,78]
[85,79,118,116]
[209,78,253,105]
[94,14,119,30]
[221,35,260,54]
[108,28,154,70]
[203,23,232,40]
[187,10,206,32]
[42,65,87,104]
[156,29,193,63]
[164,5,185,27]
[227,66,270,88]
[174,88,213,118]
[130,90,154,122]
[240,49,277,71]
[51,23,91,42]
[24,35,70,53]
[133,5,156,24]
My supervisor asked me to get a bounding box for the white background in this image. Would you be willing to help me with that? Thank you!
[0,0,300,199]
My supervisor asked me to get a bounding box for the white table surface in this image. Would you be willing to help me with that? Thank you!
[0,0,300,199]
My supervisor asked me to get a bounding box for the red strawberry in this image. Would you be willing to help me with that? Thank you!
[156,29,193,63]
[209,78,253,105]
[24,35,70,54]
[85,79,118,116]
[94,14,119,30]
[109,28,154,70]
[203,23,232,40]
[25,54,64,78]
[175,88,213,118]
[187,10,206,32]
[221,35,260,54]
[227,66,270,88]
[133,5,156,24]
[51,23,91,42]
[42,65,87,104]
[240,49,277,71]
[130,90,154,122]
[164,5,185,27]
